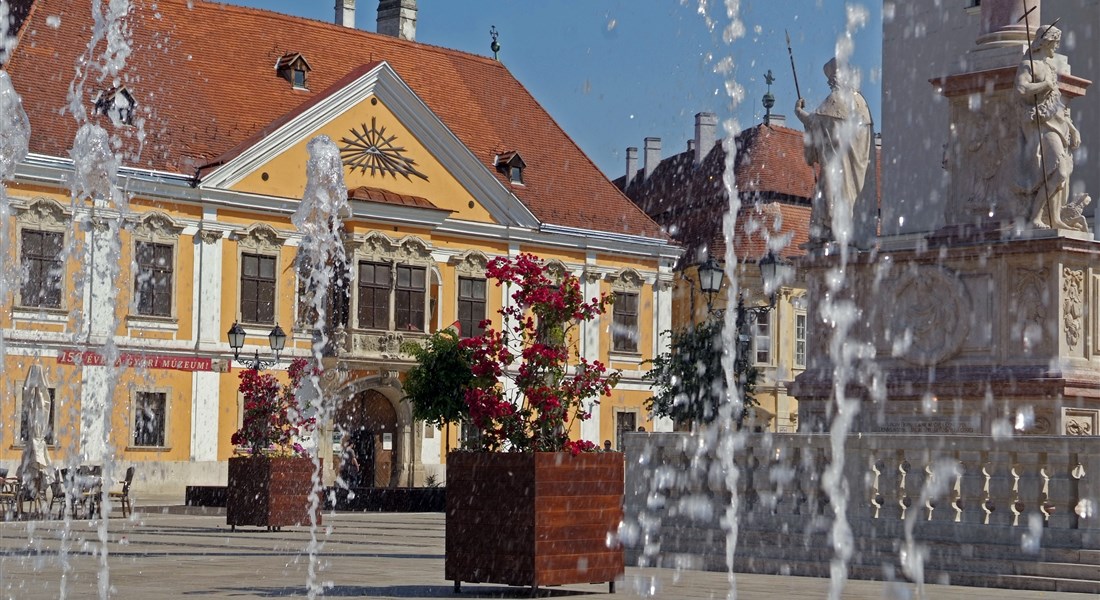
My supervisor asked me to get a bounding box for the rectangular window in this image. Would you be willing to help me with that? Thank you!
[296,275,317,328]
[612,292,639,352]
[795,313,807,367]
[240,253,276,324]
[133,391,167,447]
[20,229,63,308]
[753,311,771,364]
[394,265,425,331]
[357,261,391,329]
[615,411,637,451]
[134,241,173,317]
[19,388,56,446]
[457,277,486,338]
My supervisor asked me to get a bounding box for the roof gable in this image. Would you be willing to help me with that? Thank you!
[203,61,529,227]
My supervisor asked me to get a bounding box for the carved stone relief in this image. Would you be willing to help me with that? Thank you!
[1011,267,1048,355]
[131,210,184,242]
[1064,408,1098,436]
[14,197,70,228]
[607,267,645,292]
[884,266,970,366]
[450,250,490,277]
[351,331,420,359]
[1063,267,1084,350]
[350,231,433,265]
[232,223,286,253]
[197,229,224,245]
[542,259,571,283]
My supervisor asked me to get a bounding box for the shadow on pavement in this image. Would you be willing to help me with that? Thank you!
[210,584,598,598]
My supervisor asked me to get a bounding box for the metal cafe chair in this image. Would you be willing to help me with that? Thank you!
[108,466,135,517]
[48,470,67,519]
[0,479,18,520]
[75,466,102,519]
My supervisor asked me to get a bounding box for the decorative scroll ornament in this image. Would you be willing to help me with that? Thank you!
[340,117,428,181]
[1063,267,1084,349]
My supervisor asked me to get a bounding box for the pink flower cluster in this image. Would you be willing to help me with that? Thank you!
[231,357,317,457]
[459,254,621,452]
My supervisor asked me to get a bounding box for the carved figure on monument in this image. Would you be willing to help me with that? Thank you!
[795,58,873,244]
[1015,25,1088,233]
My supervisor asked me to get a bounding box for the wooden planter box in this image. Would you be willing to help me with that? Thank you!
[226,456,320,531]
[445,451,624,593]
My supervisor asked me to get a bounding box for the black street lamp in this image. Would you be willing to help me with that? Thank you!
[695,253,796,373]
[697,255,725,315]
[227,321,287,370]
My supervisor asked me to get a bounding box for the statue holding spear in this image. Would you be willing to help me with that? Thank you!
[1014,16,1086,232]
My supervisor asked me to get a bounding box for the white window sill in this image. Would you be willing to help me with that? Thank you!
[609,351,643,365]
[125,446,171,452]
[12,306,67,323]
[126,315,179,331]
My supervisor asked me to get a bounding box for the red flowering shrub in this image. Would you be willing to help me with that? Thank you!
[459,254,621,452]
[231,357,317,457]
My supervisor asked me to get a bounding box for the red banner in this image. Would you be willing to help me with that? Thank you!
[57,350,226,373]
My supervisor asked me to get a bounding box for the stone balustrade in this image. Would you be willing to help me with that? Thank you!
[623,432,1100,572]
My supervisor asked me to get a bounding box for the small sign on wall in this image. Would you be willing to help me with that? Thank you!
[383,433,393,450]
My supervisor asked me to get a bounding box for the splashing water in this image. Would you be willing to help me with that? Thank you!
[291,136,351,599]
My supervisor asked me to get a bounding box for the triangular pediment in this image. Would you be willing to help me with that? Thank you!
[201,61,538,229]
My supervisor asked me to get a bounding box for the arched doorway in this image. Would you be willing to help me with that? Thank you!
[336,389,398,488]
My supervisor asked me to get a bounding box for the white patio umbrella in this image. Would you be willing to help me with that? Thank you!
[18,365,52,512]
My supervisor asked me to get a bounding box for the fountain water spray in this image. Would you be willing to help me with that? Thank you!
[291,136,351,599]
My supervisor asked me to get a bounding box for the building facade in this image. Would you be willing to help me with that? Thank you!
[617,113,816,432]
[0,0,679,493]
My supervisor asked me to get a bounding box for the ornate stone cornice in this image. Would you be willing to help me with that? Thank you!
[14,197,70,229]
[231,223,287,253]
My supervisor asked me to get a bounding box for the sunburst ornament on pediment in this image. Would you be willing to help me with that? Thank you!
[340,117,429,181]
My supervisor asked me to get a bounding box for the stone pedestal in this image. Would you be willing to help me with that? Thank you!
[792,231,1100,435]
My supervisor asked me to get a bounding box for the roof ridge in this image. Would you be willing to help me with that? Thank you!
[195,0,506,70]
[9,0,41,56]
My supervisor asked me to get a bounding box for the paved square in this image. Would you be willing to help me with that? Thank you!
[0,511,1092,599]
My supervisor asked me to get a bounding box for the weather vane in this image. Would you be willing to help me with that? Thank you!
[763,69,776,125]
[490,26,500,61]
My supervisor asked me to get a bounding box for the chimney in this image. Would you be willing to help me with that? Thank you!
[694,112,717,164]
[377,0,417,41]
[624,147,638,188]
[765,114,787,127]
[643,137,661,181]
[687,140,696,153]
[335,0,355,27]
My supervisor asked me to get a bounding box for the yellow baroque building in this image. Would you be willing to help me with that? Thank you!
[1,0,679,493]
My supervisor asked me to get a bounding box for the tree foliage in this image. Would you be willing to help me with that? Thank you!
[403,329,473,430]
[644,319,759,426]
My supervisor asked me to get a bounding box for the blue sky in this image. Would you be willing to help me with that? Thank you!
[223,1,882,179]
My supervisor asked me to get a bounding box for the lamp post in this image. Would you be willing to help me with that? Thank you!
[227,321,287,370]
[696,252,796,387]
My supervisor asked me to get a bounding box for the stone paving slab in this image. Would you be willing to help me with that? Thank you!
[0,511,1093,599]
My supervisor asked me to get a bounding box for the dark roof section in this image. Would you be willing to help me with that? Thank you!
[6,0,666,239]
[618,123,815,265]
[348,185,447,211]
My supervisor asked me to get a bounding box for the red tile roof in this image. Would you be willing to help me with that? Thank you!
[620,123,814,265]
[6,0,665,240]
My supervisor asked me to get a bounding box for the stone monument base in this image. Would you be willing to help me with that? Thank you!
[792,228,1100,437]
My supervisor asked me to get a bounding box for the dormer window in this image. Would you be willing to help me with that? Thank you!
[93,86,136,126]
[495,151,526,185]
[276,52,312,89]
